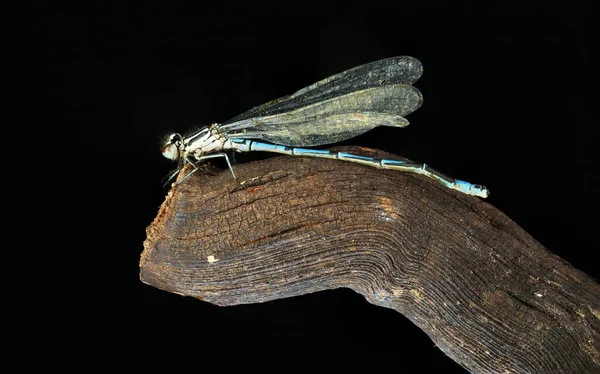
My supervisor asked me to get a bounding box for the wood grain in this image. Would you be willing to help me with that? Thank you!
[141,146,600,373]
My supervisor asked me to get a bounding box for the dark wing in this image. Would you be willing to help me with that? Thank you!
[223,56,422,123]
[219,56,423,147]
[219,84,422,147]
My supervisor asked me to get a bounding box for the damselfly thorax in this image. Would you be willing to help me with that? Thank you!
[162,125,238,185]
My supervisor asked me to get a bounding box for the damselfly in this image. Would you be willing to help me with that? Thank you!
[162,56,489,198]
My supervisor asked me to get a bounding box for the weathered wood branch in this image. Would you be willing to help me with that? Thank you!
[141,146,600,374]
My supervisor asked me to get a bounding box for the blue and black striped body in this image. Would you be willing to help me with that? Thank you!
[227,139,488,198]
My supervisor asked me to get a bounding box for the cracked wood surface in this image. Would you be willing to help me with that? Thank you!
[141,146,600,374]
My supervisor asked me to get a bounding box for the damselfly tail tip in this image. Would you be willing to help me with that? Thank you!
[455,180,489,198]
[475,185,490,198]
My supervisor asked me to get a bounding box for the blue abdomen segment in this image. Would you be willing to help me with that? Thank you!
[229,139,489,198]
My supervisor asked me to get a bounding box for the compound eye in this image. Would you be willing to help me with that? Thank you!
[161,143,180,161]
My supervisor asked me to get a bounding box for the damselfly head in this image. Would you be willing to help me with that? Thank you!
[162,133,184,161]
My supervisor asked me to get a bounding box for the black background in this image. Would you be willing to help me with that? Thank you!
[27,1,596,372]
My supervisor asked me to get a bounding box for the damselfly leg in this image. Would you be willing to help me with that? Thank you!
[167,153,237,187]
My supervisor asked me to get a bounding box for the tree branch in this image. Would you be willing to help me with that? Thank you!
[141,146,600,374]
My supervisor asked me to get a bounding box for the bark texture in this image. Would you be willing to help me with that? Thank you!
[141,147,600,373]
